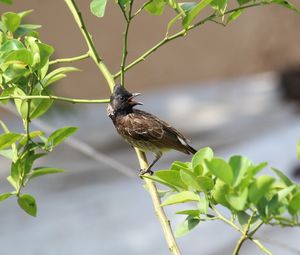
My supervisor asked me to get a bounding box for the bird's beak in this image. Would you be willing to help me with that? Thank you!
[128,93,143,106]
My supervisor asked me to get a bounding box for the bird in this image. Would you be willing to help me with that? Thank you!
[107,84,197,176]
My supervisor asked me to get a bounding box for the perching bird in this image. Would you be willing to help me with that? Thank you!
[107,84,197,175]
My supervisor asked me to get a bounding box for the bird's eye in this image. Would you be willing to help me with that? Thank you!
[119,96,125,101]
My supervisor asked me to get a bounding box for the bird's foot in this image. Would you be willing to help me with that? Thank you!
[139,168,154,178]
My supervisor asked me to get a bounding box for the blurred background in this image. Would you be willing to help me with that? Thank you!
[1,1,300,254]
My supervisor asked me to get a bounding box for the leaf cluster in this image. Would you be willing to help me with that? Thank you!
[0,10,80,217]
[146,147,300,238]
[0,121,77,216]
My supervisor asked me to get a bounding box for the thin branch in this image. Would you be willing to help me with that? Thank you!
[134,148,182,255]
[64,0,115,92]
[113,2,269,79]
[212,206,272,255]
[233,212,261,255]
[131,1,150,19]
[0,95,109,104]
[49,52,90,65]
[120,0,134,85]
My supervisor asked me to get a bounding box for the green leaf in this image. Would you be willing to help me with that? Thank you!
[29,167,64,180]
[7,175,18,190]
[161,191,200,206]
[0,0,13,4]
[1,49,33,67]
[179,2,197,13]
[41,67,80,87]
[237,0,251,5]
[198,195,208,214]
[192,147,213,174]
[196,176,214,191]
[143,174,181,191]
[180,169,202,191]
[229,155,251,186]
[90,0,108,17]
[182,0,213,29]
[205,158,233,185]
[0,192,12,201]
[118,0,130,9]
[249,175,275,204]
[227,9,243,24]
[0,149,13,159]
[46,126,78,149]
[17,194,37,217]
[155,170,188,189]
[211,0,227,13]
[0,39,24,51]
[170,161,191,171]
[0,133,21,149]
[17,9,34,19]
[36,42,54,69]
[28,96,54,119]
[272,0,300,13]
[145,0,166,15]
[248,162,268,177]
[226,188,248,211]
[176,209,200,217]
[175,216,200,237]
[289,192,300,214]
[15,24,42,38]
[211,179,230,206]
[271,168,294,187]
[1,12,21,32]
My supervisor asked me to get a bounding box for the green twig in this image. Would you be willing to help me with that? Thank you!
[0,95,109,104]
[64,0,115,92]
[212,206,272,255]
[131,1,150,19]
[113,2,268,79]
[120,0,134,86]
[49,52,90,65]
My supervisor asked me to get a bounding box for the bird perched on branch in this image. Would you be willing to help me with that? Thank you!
[107,84,197,176]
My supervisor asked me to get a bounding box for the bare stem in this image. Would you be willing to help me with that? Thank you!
[64,0,115,92]
[120,0,134,86]
[113,2,268,79]
[212,206,272,255]
[0,95,109,104]
[134,148,182,255]
[49,52,90,65]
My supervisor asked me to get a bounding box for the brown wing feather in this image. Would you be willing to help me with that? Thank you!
[115,109,196,154]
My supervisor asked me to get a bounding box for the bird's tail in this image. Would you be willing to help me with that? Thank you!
[187,145,197,155]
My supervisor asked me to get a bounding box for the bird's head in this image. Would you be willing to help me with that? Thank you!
[109,84,143,114]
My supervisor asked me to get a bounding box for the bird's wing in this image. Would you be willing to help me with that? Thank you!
[119,110,194,154]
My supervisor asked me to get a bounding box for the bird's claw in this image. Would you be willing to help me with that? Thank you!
[139,168,154,178]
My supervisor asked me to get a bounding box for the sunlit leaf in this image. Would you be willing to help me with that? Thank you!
[161,191,200,206]
[175,216,200,237]
[90,0,108,17]
[17,194,37,217]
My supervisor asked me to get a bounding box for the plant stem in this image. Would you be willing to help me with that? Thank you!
[233,211,258,255]
[49,52,90,65]
[113,2,268,79]
[212,206,272,255]
[0,95,109,104]
[64,0,115,92]
[134,148,182,255]
[120,0,134,86]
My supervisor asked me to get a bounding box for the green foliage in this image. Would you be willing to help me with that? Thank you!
[17,194,37,217]
[0,10,79,217]
[146,147,300,240]
[90,0,108,17]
